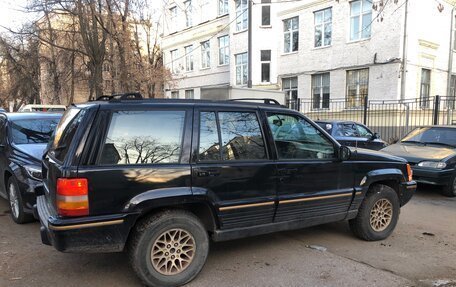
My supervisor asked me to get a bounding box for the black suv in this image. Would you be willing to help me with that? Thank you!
[36,95,416,287]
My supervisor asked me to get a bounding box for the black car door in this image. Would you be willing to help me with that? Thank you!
[0,116,8,198]
[191,107,276,230]
[266,111,355,222]
[355,123,384,150]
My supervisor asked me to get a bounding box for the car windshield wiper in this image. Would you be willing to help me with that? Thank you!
[401,140,425,145]
[423,142,456,148]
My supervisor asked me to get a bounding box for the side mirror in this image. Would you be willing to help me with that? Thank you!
[370,133,379,140]
[339,146,351,161]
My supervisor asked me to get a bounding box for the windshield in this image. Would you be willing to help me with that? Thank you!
[10,118,60,144]
[401,127,456,147]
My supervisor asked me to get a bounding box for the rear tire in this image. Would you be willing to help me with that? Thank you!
[7,176,34,224]
[349,184,400,241]
[128,210,209,287]
[442,176,456,197]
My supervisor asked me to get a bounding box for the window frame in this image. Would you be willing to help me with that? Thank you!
[201,40,211,69]
[235,0,248,32]
[194,108,270,163]
[346,68,369,109]
[311,73,330,110]
[218,0,229,16]
[218,35,230,66]
[170,49,179,74]
[314,7,332,48]
[282,76,298,110]
[261,0,271,26]
[169,6,177,31]
[95,108,192,166]
[261,50,271,83]
[184,45,194,72]
[185,89,194,99]
[184,0,193,27]
[235,52,248,86]
[266,111,337,162]
[283,16,299,53]
[349,0,372,41]
[420,68,431,109]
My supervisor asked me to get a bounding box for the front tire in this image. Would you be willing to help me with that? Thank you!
[349,184,400,241]
[442,176,456,197]
[128,210,209,287]
[7,176,34,224]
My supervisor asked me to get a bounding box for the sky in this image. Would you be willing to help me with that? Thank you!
[0,0,35,30]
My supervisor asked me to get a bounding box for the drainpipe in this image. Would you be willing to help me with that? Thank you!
[400,0,409,100]
[247,0,253,88]
[447,7,455,99]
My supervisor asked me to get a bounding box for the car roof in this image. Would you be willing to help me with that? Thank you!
[1,112,63,120]
[75,98,289,110]
[315,120,360,124]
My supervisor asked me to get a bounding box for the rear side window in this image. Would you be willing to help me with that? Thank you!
[50,108,85,162]
[198,111,266,161]
[100,111,185,165]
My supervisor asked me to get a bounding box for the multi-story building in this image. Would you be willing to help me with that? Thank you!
[161,0,456,108]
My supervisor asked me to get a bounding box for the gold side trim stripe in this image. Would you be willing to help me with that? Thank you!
[219,201,275,211]
[280,193,354,204]
[406,185,417,189]
[356,191,362,196]
[49,219,124,231]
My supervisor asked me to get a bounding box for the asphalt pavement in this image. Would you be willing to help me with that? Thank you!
[0,186,455,287]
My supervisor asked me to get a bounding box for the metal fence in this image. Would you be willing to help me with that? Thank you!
[291,95,456,143]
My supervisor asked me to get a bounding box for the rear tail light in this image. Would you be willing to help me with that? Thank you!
[406,164,413,182]
[56,178,89,217]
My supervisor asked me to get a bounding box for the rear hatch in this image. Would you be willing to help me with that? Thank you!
[42,107,91,215]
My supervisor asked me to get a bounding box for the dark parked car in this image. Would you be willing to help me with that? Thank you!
[382,126,456,197]
[36,95,415,287]
[0,112,61,223]
[316,120,387,151]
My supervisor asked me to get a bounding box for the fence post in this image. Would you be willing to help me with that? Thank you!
[363,95,368,125]
[433,95,440,125]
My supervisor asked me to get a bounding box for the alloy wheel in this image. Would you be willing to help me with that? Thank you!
[369,198,393,232]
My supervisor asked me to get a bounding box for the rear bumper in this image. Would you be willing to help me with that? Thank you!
[398,181,416,206]
[35,196,139,253]
[412,167,454,186]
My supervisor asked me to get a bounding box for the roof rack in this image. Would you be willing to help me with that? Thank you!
[227,98,282,106]
[95,92,143,102]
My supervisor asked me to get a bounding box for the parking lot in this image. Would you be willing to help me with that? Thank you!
[0,186,455,287]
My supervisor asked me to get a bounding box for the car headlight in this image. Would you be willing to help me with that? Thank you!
[24,165,42,180]
[417,161,447,169]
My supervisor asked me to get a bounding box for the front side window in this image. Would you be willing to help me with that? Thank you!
[314,8,332,47]
[170,49,179,74]
[356,124,373,138]
[350,0,372,41]
[284,17,299,53]
[236,0,248,31]
[312,73,330,109]
[218,35,229,65]
[282,77,298,110]
[346,68,369,108]
[235,53,248,85]
[218,0,228,15]
[184,0,192,27]
[267,113,334,160]
[261,50,271,82]
[201,40,210,69]
[11,118,60,144]
[100,111,185,165]
[420,69,431,108]
[336,123,359,137]
[198,111,266,161]
[185,45,194,72]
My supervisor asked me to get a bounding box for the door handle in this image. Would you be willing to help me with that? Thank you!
[197,170,220,177]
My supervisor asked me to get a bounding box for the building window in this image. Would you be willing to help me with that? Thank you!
[219,0,228,15]
[185,89,194,99]
[171,91,179,99]
[184,0,192,27]
[350,0,372,41]
[236,0,248,31]
[284,17,299,53]
[201,40,210,69]
[449,74,456,109]
[235,53,248,85]
[218,35,229,65]
[261,0,271,26]
[346,69,369,108]
[312,73,330,109]
[103,63,110,72]
[170,49,179,74]
[314,8,332,47]
[261,50,271,82]
[420,69,431,108]
[201,0,210,22]
[169,6,177,31]
[282,77,298,110]
[185,45,194,72]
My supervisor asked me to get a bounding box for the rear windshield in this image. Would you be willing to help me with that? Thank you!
[50,108,86,162]
[10,118,60,144]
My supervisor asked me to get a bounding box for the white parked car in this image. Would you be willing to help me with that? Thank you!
[19,104,66,112]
